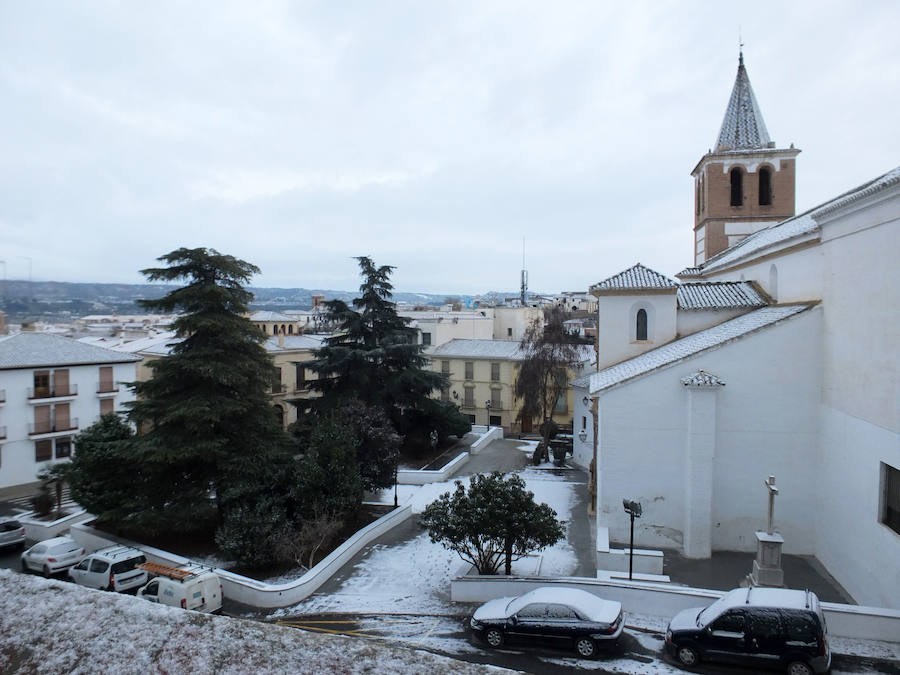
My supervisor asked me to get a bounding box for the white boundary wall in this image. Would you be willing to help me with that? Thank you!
[450,575,900,642]
[397,453,468,485]
[469,426,503,454]
[71,505,414,609]
[19,509,93,541]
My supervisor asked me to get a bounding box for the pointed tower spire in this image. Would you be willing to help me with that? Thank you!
[714,52,772,152]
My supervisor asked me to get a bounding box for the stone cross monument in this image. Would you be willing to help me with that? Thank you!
[749,475,785,587]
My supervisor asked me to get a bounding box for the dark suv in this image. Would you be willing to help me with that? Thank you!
[665,587,830,675]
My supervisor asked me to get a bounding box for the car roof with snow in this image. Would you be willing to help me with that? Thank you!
[507,587,621,622]
[709,587,820,614]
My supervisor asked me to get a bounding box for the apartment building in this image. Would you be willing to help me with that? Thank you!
[0,332,140,489]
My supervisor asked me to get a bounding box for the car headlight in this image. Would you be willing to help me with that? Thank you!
[666,629,672,643]
[470,617,482,629]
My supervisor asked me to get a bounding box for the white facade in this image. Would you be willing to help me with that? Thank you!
[596,292,677,367]
[0,334,139,489]
[582,168,900,608]
[491,306,543,342]
[401,311,494,350]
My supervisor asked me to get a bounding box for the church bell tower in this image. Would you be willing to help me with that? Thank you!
[691,52,800,264]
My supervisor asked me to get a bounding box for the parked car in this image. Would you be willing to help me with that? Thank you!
[665,587,831,675]
[470,586,623,658]
[136,562,223,614]
[0,518,26,550]
[20,536,86,577]
[68,545,148,592]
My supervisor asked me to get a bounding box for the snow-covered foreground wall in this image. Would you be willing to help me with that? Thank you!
[0,570,504,675]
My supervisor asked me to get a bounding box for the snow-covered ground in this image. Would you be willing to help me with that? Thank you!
[0,569,505,674]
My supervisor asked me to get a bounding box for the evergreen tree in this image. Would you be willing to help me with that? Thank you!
[127,248,292,532]
[306,257,468,459]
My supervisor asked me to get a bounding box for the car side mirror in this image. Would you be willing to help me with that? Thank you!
[509,616,518,625]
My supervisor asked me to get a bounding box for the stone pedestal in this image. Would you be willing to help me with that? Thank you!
[749,530,784,587]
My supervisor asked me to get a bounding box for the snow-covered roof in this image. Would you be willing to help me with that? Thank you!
[249,311,296,322]
[680,370,726,387]
[676,267,702,279]
[0,332,142,369]
[590,263,678,293]
[430,339,526,360]
[506,587,620,623]
[703,587,820,619]
[264,335,326,352]
[109,332,179,355]
[573,304,814,393]
[701,165,900,274]
[714,53,771,152]
[677,282,768,310]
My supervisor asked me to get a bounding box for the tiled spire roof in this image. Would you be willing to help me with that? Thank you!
[590,263,678,293]
[714,52,772,152]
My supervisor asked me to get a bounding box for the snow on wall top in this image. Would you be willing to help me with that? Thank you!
[677,282,768,310]
[250,311,296,322]
[714,53,771,152]
[573,304,814,393]
[430,339,526,360]
[590,263,678,293]
[701,165,900,273]
[264,335,325,351]
[680,370,726,387]
[0,332,142,369]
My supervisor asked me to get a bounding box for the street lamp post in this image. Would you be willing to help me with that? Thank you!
[623,499,642,580]
[485,400,491,428]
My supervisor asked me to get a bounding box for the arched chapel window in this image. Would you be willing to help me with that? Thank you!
[730,168,743,206]
[759,167,772,205]
[636,309,648,341]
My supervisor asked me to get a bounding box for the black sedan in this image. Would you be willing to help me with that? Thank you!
[469,586,624,658]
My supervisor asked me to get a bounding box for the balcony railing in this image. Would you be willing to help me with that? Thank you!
[28,418,79,435]
[97,381,119,394]
[28,384,78,399]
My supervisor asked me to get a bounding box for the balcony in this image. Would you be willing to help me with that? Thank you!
[97,381,120,396]
[28,384,78,402]
[29,418,79,437]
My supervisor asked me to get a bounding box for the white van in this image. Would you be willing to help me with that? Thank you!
[136,562,223,613]
[68,545,148,592]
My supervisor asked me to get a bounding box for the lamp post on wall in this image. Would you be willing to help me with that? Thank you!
[623,499,642,580]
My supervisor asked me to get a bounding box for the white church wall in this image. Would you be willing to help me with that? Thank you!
[596,308,822,556]
[596,293,677,369]
[571,384,593,470]
[676,308,748,338]
[704,244,822,304]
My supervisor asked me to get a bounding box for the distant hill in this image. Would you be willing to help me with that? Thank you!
[0,279,487,322]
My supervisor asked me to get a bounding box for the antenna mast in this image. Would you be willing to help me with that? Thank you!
[519,237,528,306]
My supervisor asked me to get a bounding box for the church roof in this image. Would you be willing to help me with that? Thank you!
[573,303,815,394]
[590,263,678,293]
[701,165,900,273]
[714,53,772,152]
[677,281,769,310]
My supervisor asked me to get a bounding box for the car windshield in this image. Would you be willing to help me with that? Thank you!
[111,556,146,574]
[49,542,77,554]
[697,597,729,626]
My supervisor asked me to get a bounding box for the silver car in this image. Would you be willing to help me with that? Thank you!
[0,518,26,550]
[21,536,86,577]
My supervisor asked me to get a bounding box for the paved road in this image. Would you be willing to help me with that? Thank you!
[272,611,900,674]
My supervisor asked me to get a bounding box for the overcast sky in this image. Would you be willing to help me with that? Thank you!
[1,1,898,296]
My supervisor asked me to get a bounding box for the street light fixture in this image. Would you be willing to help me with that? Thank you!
[623,499,642,580]
[485,400,491,427]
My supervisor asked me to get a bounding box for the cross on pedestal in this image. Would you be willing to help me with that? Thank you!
[765,475,779,535]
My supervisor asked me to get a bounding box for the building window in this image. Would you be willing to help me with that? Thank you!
[882,463,900,535]
[759,167,772,205]
[35,440,52,462]
[490,389,501,409]
[422,332,431,346]
[490,362,500,381]
[98,366,115,393]
[636,309,648,341]
[273,405,284,428]
[271,368,282,393]
[463,387,475,408]
[489,415,502,426]
[464,361,474,380]
[55,438,72,459]
[441,360,450,375]
[440,387,450,403]
[295,364,307,389]
[730,167,743,206]
[100,398,114,416]
[507,327,512,337]
[466,414,476,424]
[33,370,50,398]
[554,392,567,414]
[581,416,587,430]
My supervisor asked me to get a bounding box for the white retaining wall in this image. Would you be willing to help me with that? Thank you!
[70,504,414,609]
[20,509,93,541]
[450,575,900,642]
[469,426,504,454]
[397,453,468,485]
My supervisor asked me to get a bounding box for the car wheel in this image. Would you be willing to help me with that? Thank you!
[42,564,51,578]
[677,644,700,667]
[575,636,597,658]
[485,629,504,648]
[786,661,814,675]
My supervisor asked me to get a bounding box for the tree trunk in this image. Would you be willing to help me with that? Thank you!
[504,539,513,575]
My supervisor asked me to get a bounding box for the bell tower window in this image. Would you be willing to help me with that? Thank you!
[730,167,743,206]
[759,167,772,205]
[636,309,648,341]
